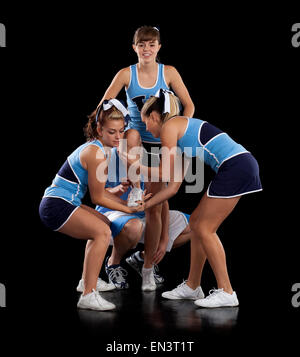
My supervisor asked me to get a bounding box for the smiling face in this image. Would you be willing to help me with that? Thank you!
[97,119,125,148]
[133,39,161,64]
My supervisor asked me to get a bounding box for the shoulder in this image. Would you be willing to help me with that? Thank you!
[163,65,181,84]
[115,67,131,82]
[80,142,106,169]
[163,65,178,76]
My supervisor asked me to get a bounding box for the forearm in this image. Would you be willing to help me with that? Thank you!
[145,182,181,210]
[92,194,130,213]
[104,188,126,202]
[182,102,195,118]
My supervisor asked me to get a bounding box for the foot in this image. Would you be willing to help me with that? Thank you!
[141,266,156,291]
[127,187,144,207]
[105,256,129,289]
[126,251,164,284]
[162,281,205,300]
[194,288,239,308]
[76,278,116,292]
[77,289,116,311]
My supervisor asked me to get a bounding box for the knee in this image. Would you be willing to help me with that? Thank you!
[122,219,143,245]
[95,225,111,245]
[189,217,212,241]
[124,129,141,147]
[146,203,162,220]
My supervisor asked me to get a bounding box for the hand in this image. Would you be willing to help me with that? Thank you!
[127,190,152,213]
[107,180,131,196]
[152,240,168,265]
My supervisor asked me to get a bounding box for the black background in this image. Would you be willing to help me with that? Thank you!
[0,3,299,355]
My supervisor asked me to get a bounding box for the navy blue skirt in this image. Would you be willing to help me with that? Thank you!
[39,197,79,231]
[207,152,262,198]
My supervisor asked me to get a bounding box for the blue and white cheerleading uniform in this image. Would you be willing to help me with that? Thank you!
[96,148,190,250]
[39,140,107,231]
[177,118,262,198]
[126,63,169,144]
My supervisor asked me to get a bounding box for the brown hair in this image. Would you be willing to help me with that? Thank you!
[133,26,161,45]
[84,106,125,141]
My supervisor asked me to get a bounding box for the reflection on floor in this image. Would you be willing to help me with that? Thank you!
[77,284,239,339]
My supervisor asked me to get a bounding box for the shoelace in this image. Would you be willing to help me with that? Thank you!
[173,280,188,293]
[108,266,128,283]
[91,289,102,304]
[153,264,161,277]
[206,288,223,299]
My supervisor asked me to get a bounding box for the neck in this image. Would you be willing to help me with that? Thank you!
[137,61,157,73]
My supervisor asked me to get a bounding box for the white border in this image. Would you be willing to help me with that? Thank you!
[136,63,159,89]
[207,182,263,199]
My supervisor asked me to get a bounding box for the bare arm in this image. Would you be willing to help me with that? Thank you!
[82,145,143,213]
[97,67,130,107]
[144,122,184,210]
[165,66,195,117]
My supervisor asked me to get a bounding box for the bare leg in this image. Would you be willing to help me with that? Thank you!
[143,182,164,268]
[189,194,240,294]
[58,205,111,295]
[121,129,142,188]
[109,218,143,265]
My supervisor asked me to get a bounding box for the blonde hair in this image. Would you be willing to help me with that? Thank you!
[141,93,181,122]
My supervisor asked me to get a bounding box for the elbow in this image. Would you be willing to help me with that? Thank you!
[169,184,180,197]
[90,194,104,207]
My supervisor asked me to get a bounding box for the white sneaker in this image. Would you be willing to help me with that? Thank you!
[194,288,239,308]
[76,278,116,292]
[127,187,143,207]
[77,289,116,311]
[142,267,156,291]
[162,281,205,300]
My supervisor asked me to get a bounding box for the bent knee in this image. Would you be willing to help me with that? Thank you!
[122,219,143,243]
[124,129,141,146]
[94,226,111,243]
[189,218,215,239]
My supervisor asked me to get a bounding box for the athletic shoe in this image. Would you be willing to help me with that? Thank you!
[126,251,164,284]
[105,256,129,289]
[142,267,156,291]
[76,278,116,293]
[162,281,205,300]
[127,187,143,207]
[77,289,116,311]
[194,288,239,308]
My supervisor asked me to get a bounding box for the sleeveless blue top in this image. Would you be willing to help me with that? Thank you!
[177,118,248,172]
[43,140,107,206]
[126,63,169,143]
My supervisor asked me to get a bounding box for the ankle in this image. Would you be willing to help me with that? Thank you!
[108,256,120,266]
[186,280,200,290]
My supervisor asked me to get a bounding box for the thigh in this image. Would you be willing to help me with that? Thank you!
[190,193,240,233]
[58,205,110,240]
[81,204,111,226]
